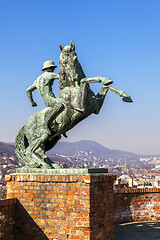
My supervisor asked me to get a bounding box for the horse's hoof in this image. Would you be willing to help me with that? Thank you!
[63,132,68,138]
[51,163,62,169]
[122,96,133,103]
[40,164,52,169]
[21,163,41,169]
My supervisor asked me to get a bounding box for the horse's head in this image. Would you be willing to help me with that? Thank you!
[59,41,85,90]
[59,41,77,64]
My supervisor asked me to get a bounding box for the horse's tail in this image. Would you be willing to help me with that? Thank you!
[15,126,29,166]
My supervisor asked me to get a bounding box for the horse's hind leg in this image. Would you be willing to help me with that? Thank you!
[26,133,49,153]
[42,135,62,169]
[25,133,53,169]
[35,145,62,169]
[24,107,62,169]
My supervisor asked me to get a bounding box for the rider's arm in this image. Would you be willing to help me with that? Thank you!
[51,73,59,79]
[47,73,59,87]
[26,83,37,107]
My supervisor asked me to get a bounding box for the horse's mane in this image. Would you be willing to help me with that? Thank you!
[58,63,72,90]
[58,46,86,90]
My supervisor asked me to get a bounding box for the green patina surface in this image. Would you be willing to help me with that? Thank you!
[14,41,133,171]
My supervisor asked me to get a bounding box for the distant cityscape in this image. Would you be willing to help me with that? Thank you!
[1,140,160,198]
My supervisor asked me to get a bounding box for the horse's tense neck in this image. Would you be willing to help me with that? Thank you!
[75,60,86,79]
[59,57,86,90]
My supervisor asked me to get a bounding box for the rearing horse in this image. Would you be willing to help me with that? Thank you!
[15,41,132,169]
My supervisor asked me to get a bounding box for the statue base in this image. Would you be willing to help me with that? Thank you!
[16,167,108,174]
[6,171,115,240]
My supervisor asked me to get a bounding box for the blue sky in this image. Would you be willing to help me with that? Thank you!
[0,0,160,155]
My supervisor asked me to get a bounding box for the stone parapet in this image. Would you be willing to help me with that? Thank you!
[114,188,160,223]
[114,188,160,194]
[6,172,116,240]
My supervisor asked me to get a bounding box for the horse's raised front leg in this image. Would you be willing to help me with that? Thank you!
[81,76,113,86]
[94,86,109,114]
[107,86,133,102]
[80,76,113,114]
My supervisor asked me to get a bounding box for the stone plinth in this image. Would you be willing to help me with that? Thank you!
[6,172,115,240]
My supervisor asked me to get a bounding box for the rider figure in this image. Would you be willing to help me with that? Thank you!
[26,60,64,112]
[26,60,67,138]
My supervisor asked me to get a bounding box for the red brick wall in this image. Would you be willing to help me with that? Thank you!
[0,198,17,240]
[6,173,115,240]
[114,188,160,223]
[90,175,115,240]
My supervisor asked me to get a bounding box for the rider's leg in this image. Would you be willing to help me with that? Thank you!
[44,97,64,112]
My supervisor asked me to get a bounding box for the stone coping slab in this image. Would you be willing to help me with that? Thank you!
[15,167,108,174]
[5,172,115,183]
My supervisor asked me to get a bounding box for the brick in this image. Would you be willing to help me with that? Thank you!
[114,189,160,223]
[5,175,11,181]
[4,173,115,240]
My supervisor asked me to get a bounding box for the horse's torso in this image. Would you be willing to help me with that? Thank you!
[50,83,96,135]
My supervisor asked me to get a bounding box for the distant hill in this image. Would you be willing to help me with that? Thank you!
[0,142,73,169]
[0,140,151,161]
[48,140,142,160]
[0,142,15,156]
[47,154,75,168]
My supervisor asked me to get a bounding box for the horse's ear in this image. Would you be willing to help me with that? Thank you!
[70,40,75,50]
[59,44,64,51]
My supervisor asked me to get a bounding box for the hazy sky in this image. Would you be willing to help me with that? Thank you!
[0,0,160,155]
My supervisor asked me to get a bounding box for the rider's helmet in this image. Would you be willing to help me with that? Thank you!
[42,60,57,71]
